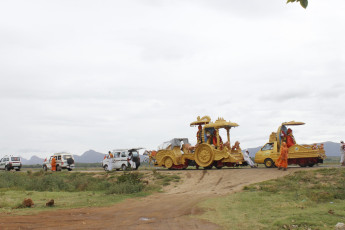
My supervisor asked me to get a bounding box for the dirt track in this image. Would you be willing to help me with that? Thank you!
[0,167,324,230]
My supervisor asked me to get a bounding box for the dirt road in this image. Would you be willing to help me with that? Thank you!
[0,167,322,230]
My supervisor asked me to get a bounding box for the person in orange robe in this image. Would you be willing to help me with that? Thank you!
[212,130,223,149]
[286,128,296,148]
[276,142,288,170]
[51,157,56,171]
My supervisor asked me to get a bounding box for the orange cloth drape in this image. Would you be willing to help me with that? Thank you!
[275,142,288,168]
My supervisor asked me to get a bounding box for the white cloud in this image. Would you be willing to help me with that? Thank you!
[0,0,344,158]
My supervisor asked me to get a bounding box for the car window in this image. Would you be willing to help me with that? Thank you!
[121,152,126,157]
[262,143,273,151]
[57,156,61,160]
[63,155,72,160]
[11,157,20,161]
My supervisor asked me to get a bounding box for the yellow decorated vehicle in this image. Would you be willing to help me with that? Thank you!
[254,121,326,168]
[153,116,247,169]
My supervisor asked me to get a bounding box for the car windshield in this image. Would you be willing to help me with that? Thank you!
[262,143,273,151]
[63,155,72,160]
[11,157,20,161]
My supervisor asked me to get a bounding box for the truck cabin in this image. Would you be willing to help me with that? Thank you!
[261,143,274,151]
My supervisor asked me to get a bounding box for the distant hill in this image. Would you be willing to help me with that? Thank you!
[73,150,105,163]
[21,156,44,165]
[321,141,341,156]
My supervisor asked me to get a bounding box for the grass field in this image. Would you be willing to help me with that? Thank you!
[0,170,180,215]
[197,168,345,230]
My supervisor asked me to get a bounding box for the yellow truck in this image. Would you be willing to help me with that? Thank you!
[153,116,247,169]
[254,121,326,168]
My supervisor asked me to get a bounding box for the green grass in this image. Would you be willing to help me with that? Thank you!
[197,168,345,230]
[0,190,148,215]
[0,169,181,215]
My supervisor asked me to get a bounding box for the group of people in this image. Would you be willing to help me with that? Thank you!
[281,128,296,148]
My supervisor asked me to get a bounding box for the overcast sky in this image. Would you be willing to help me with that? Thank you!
[0,0,344,159]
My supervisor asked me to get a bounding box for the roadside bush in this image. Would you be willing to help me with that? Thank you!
[107,172,144,194]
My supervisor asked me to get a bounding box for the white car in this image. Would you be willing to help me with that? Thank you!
[0,155,22,171]
[102,148,142,171]
[43,153,75,171]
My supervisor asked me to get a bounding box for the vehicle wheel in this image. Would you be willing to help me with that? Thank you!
[43,165,48,171]
[204,165,213,170]
[116,169,120,171]
[264,158,275,168]
[215,166,223,169]
[56,165,62,171]
[194,144,215,168]
[121,164,127,171]
[68,168,72,171]
[15,168,20,171]
[299,164,307,167]
[164,157,174,169]
[104,165,108,171]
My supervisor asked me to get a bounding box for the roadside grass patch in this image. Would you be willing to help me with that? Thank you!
[152,171,181,186]
[0,170,180,215]
[197,168,345,230]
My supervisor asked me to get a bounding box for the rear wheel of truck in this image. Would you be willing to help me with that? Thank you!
[264,158,275,168]
[56,165,62,171]
[121,164,127,171]
[104,165,108,171]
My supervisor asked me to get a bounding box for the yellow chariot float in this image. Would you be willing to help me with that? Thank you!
[153,116,247,169]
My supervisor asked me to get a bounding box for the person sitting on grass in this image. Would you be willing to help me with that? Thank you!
[275,142,288,171]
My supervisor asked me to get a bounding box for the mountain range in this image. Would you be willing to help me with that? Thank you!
[19,141,342,165]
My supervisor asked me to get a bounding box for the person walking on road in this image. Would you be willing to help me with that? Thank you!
[340,141,345,166]
[275,142,288,171]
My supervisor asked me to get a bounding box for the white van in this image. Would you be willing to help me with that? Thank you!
[102,148,141,171]
[0,155,22,171]
[43,153,75,171]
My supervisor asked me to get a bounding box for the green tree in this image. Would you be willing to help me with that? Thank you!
[287,0,308,9]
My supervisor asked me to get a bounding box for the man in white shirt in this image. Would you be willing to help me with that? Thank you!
[340,141,345,166]
[243,150,256,168]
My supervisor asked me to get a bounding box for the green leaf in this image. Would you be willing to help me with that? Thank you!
[300,0,308,8]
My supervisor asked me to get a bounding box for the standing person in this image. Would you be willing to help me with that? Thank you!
[108,151,114,158]
[51,157,56,171]
[275,142,288,171]
[340,141,345,166]
[243,150,256,168]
